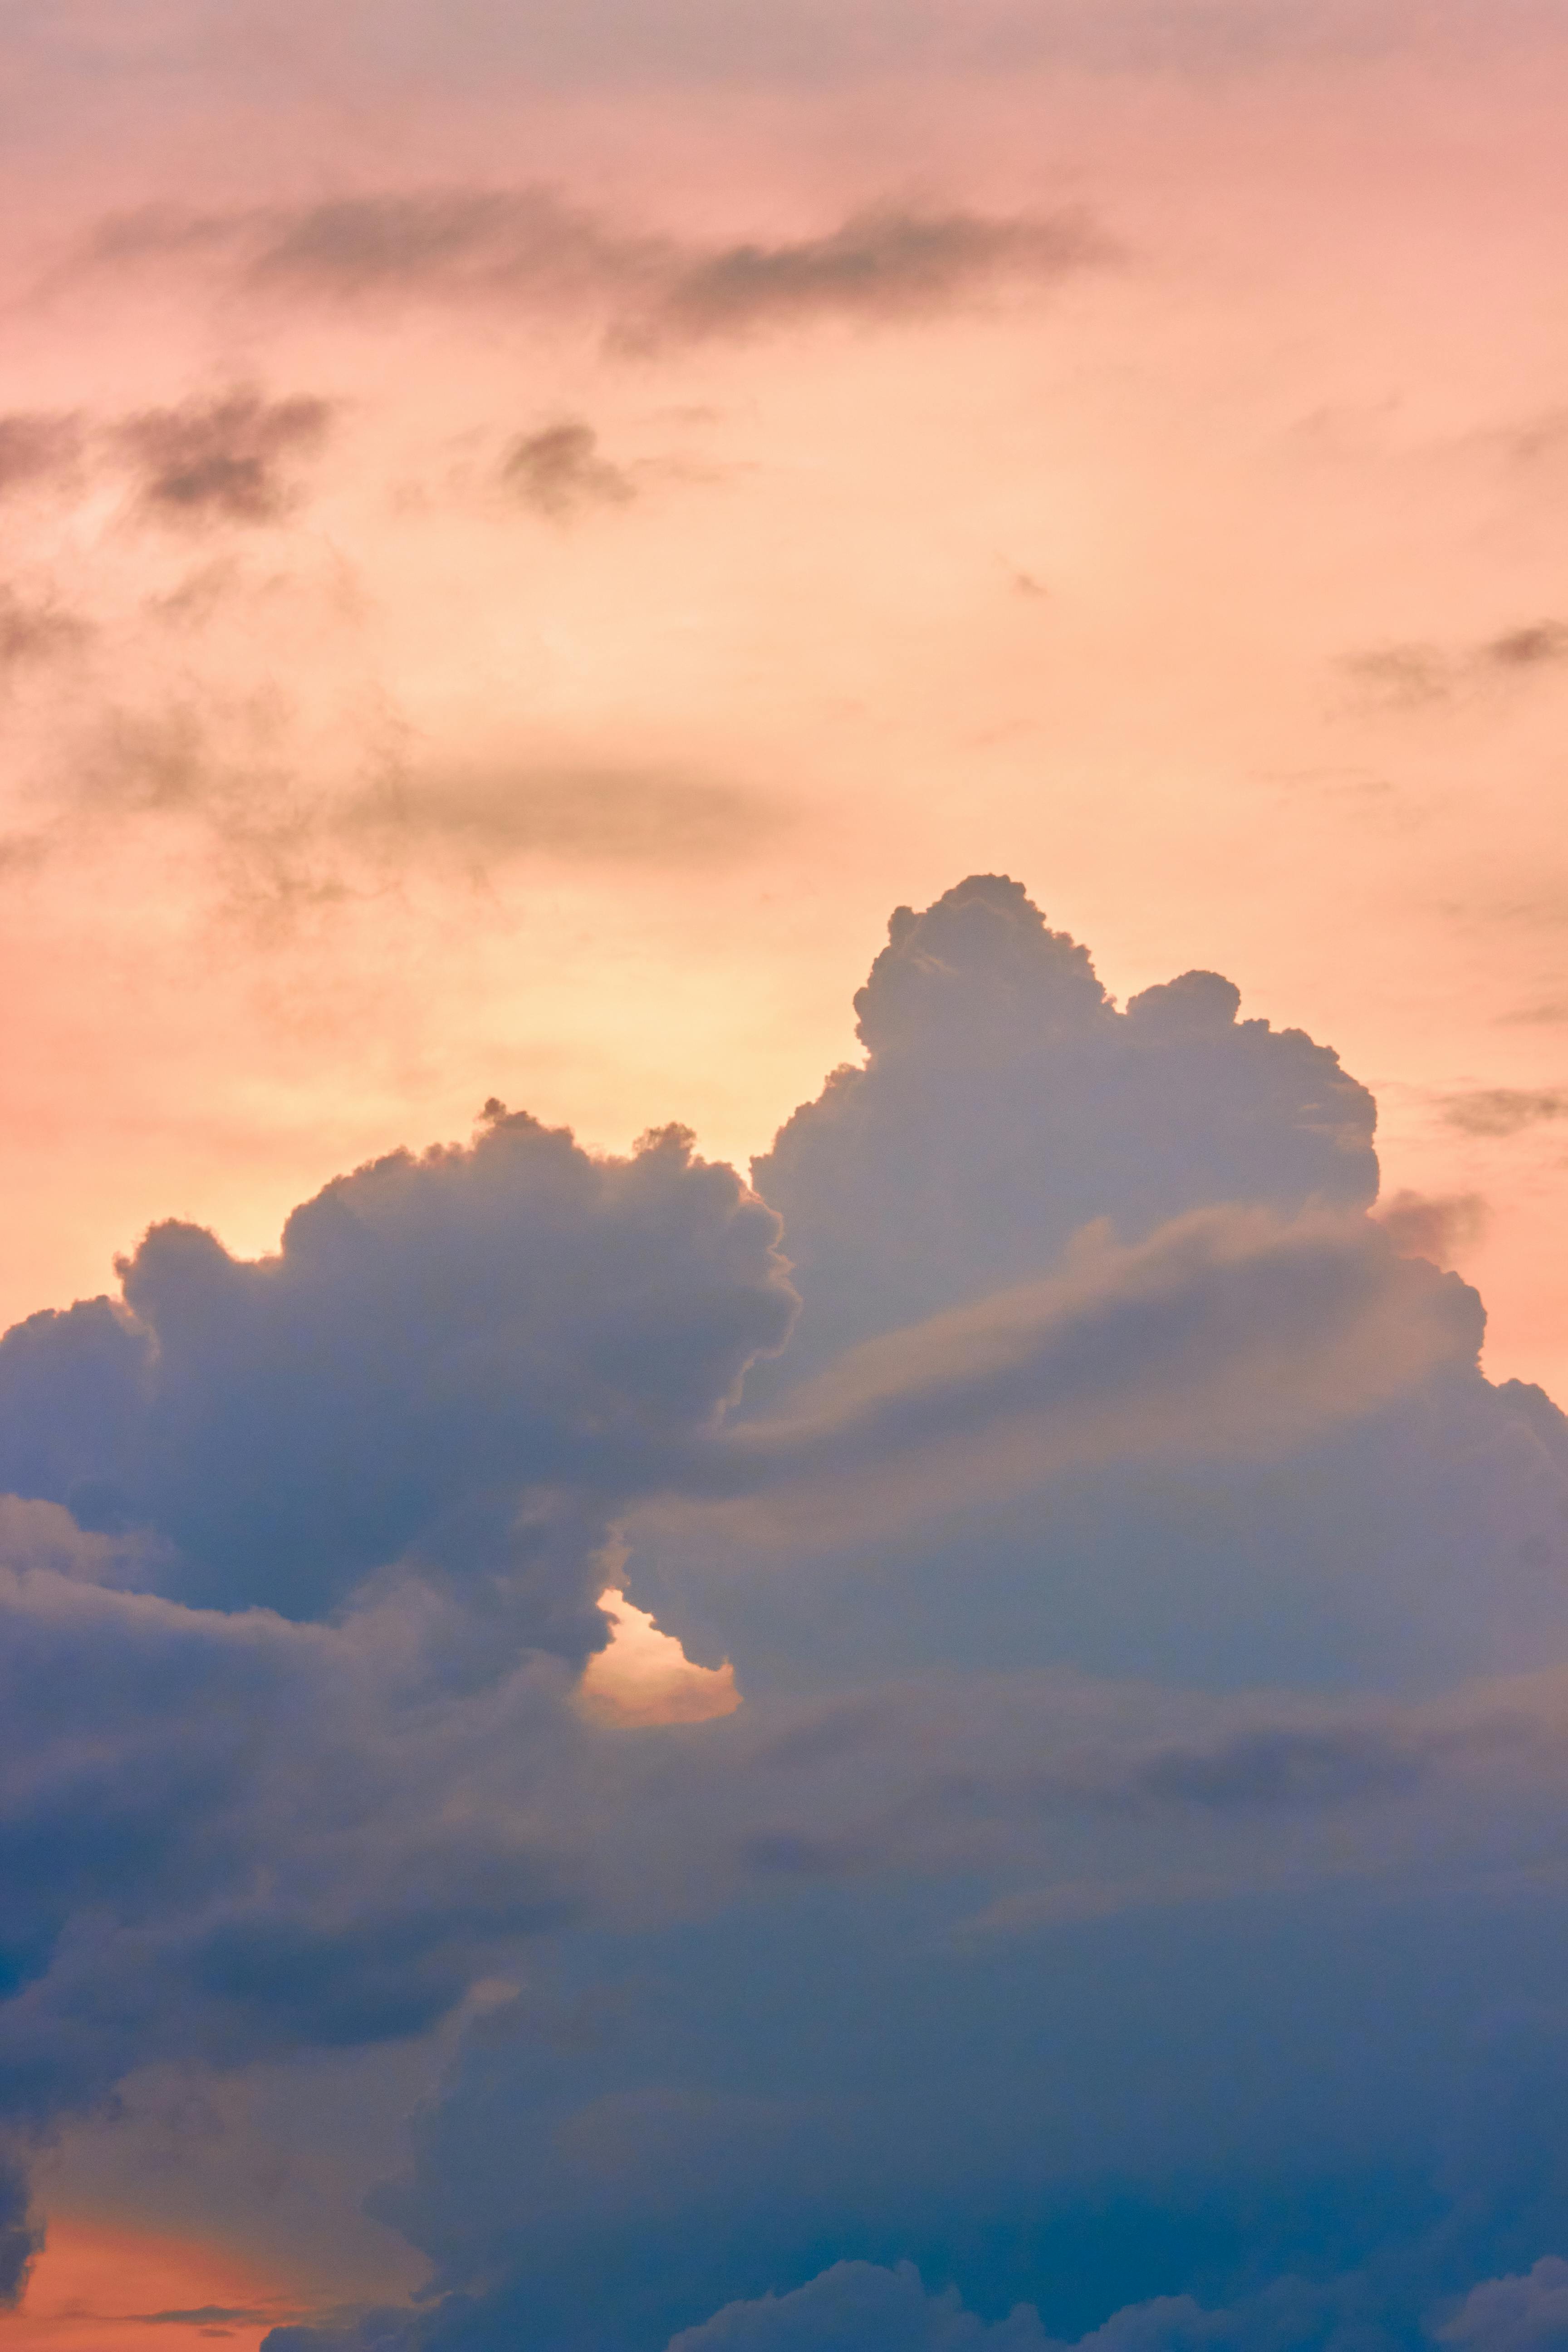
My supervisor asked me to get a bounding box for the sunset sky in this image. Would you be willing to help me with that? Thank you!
[5,4,1568,2348]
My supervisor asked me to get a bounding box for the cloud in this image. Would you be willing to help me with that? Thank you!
[2,876,1568,2352]
[640,206,1110,345]
[1441,1089,1568,1137]
[697,1205,1482,1550]
[502,420,636,517]
[349,764,774,866]
[1374,1188,1488,1265]
[111,390,335,524]
[1441,2257,1568,2352]
[32,698,782,925]
[245,186,658,305]
[1481,622,1568,672]
[0,1112,795,1638]
[0,2154,40,2307]
[1341,621,1568,707]
[747,875,1377,1387]
[667,2259,1052,2349]
[0,412,83,497]
[0,586,91,666]
[78,190,1109,347]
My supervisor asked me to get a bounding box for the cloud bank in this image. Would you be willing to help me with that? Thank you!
[0,877,1562,2352]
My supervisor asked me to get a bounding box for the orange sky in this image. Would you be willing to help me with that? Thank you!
[6,2216,305,2351]
[2,24,1566,1396]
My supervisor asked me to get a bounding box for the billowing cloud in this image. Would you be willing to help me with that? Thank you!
[0,878,1564,2352]
[749,875,1378,1386]
[695,1204,1481,1548]
[0,1111,795,1639]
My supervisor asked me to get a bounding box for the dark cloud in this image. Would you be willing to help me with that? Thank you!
[0,1113,794,1639]
[705,1205,1482,1546]
[1442,1088,1568,1137]
[1129,1722,1429,1809]
[1480,622,1568,671]
[112,390,335,524]
[79,189,1109,347]
[0,411,83,496]
[127,2307,281,2327]
[0,876,1567,2352]
[667,2259,1051,2348]
[502,420,636,517]
[0,2154,39,2308]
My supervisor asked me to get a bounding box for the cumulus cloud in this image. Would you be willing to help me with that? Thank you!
[695,1204,1481,1549]
[0,1111,794,1642]
[0,875,1566,2352]
[748,874,1378,1386]
[623,881,1567,1696]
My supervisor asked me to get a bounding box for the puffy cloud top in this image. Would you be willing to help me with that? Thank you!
[754,877,1377,1379]
[0,1112,794,1646]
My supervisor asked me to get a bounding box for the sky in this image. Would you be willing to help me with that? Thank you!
[4,0,1568,2345]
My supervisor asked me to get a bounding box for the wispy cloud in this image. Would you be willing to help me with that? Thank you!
[111,389,335,525]
[1442,1087,1568,1137]
[502,420,636,518]
[73,187,1112,348]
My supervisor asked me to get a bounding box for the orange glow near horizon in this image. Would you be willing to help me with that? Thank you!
[7,2216,307,2351]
